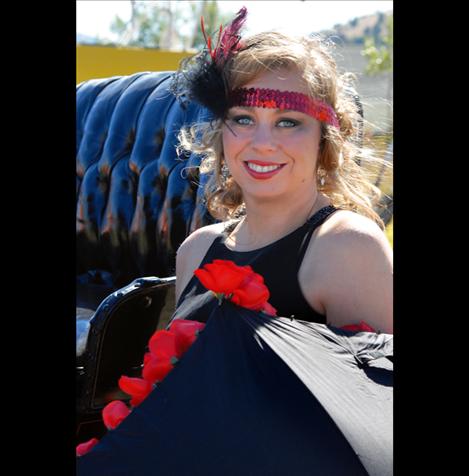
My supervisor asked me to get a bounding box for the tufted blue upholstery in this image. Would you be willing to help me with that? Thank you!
[76,72,222,441]
[76,71,217,294]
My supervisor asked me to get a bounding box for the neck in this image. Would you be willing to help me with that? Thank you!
[229,190,326,249]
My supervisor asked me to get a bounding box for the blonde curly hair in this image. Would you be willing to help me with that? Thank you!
[177,31,391,229]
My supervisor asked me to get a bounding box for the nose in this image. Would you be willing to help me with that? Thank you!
[250,123,278,153]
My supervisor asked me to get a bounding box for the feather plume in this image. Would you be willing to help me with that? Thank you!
[213,6,247,67]
[169,7,248,119]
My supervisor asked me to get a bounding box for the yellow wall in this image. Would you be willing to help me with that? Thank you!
[76,45,193,85]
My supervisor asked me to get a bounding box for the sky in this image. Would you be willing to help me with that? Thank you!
[77,1,393,42]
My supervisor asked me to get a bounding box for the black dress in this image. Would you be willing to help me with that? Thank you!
[77,206,393,476]
[177,205,339,322]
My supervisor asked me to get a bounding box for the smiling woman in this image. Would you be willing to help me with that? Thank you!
[76,6,393,474]
[175,30,385,226]
[171,7,392,334]
[222,68,323,204]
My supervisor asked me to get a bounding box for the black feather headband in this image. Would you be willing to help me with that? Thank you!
[170,6,248,120]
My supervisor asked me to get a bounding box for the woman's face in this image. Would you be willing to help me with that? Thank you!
[222,67,322,202]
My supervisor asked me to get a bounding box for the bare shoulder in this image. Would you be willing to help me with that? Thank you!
[318,209,392,252]
[301,210,393,333]
[175,220,233,304]
[177,221,228,254]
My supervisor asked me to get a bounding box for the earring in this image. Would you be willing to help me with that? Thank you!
[318,169,326,187]
[221,163,230,180]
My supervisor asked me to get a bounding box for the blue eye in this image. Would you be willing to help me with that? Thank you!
[277,119,299,128]
[232,116,253,125]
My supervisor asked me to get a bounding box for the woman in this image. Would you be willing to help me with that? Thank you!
[172,9,392,335]
[76,9,393,473]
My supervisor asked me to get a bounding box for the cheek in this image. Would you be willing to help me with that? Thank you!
[222,128,246,164]
[282,132,319,160]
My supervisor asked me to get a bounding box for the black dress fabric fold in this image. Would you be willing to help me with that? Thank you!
[77,293,392,476]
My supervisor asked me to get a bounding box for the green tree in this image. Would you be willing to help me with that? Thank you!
[361,13,393,134]
[110,1,234,50]
[189,1,234,50]
[361,14,393,75]
[361,14,393,222]
[110,1,170,48]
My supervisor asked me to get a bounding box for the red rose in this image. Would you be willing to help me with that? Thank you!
[76,437,99,457]
[168,319,206,355]
[340,321,376,333]
[143,351,152,368]
[142,352,175,384]
[194,259,273,314]
[118,376,154,407]
[194,259,253,295]
[148,330,181,360]
[230,272,270,311]
[102,400,131,430]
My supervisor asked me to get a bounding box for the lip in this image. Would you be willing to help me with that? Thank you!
[246,160,284,166]
[243,161,286,180]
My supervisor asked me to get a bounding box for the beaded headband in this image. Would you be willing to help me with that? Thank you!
[170,7,344,131]
[229,87,340,128]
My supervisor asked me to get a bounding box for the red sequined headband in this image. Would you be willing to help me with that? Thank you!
[229,87,340,128]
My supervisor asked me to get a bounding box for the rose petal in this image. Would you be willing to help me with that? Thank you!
[142,355,174,384]
[168,319,206,355]
[118,376,154,401]
[102,400,131,430]
[231,278,270,310]
[148,330,181,359]
[76,437,99,457]
[340,321,376,333]
[193,268,220,292]
[262,301,278,316]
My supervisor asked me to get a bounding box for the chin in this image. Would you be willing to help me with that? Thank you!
[241,184,289,201]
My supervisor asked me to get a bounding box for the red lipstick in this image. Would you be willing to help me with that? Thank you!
[243,161,286,180]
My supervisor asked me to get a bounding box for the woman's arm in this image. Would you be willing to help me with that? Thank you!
[308,212,393,334]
